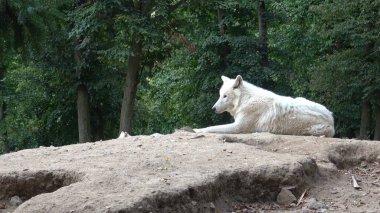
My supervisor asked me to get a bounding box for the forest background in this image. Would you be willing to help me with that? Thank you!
[1,0,379,154]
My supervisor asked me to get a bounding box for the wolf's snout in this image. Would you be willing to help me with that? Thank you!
[212,106,216,112]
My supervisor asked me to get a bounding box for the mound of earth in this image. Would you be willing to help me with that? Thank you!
[0,131,379,213]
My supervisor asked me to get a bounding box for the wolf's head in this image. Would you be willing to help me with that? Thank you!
[212,75,243,114]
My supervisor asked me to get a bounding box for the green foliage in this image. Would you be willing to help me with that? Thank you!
[0,0,65,57]
[309,0,380,137]
[1,58,77,150]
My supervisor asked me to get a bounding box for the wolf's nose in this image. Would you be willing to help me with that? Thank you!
[212,107,216,112]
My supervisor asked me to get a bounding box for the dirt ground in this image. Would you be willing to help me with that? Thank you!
[224,161,380,213]
[0,131,379,213]
[217,134,380,213]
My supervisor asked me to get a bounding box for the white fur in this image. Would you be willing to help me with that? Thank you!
[194,75,335,137]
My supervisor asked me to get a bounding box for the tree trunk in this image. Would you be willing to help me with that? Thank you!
[374,96,380,140]
[77,84,92,143]
[258,0,268,67]
[92,106,104,141]
[0,102,8,153]
[359,98,371,139]
[119,0,151,134]
[0,64,9,153]
[74,31,92,143]
[119,39,143,134]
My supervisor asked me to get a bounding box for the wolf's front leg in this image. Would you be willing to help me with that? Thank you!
[194,122,243,134]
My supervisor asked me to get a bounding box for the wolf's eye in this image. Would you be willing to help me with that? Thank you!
[223,95,227,98]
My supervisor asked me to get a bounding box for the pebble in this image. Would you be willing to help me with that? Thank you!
[276,188,297,205]
[10,195,23,206]
[360,161,367,168]
[306,198,328,210]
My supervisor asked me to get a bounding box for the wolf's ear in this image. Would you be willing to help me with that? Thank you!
[221,76,230,82]
[233,75,243,89]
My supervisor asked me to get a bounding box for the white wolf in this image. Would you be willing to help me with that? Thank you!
[194,75,335,137]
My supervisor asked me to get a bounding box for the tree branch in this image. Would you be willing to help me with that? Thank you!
[170,31,197,53]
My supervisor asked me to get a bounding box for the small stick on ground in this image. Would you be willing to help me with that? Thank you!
[190,135,205,139]
[352,175,361,189]
[297,188,308,206]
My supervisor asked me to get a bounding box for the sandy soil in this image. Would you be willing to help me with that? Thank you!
[0,131,379,213]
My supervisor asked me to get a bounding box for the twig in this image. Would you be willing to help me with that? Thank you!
[297,188,308,206]
[352,175,361,189]
[190,135,205,139]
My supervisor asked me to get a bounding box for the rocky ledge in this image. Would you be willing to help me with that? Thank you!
[0,132,379,213]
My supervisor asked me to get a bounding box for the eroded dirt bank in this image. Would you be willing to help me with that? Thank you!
[0,132,379,213]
